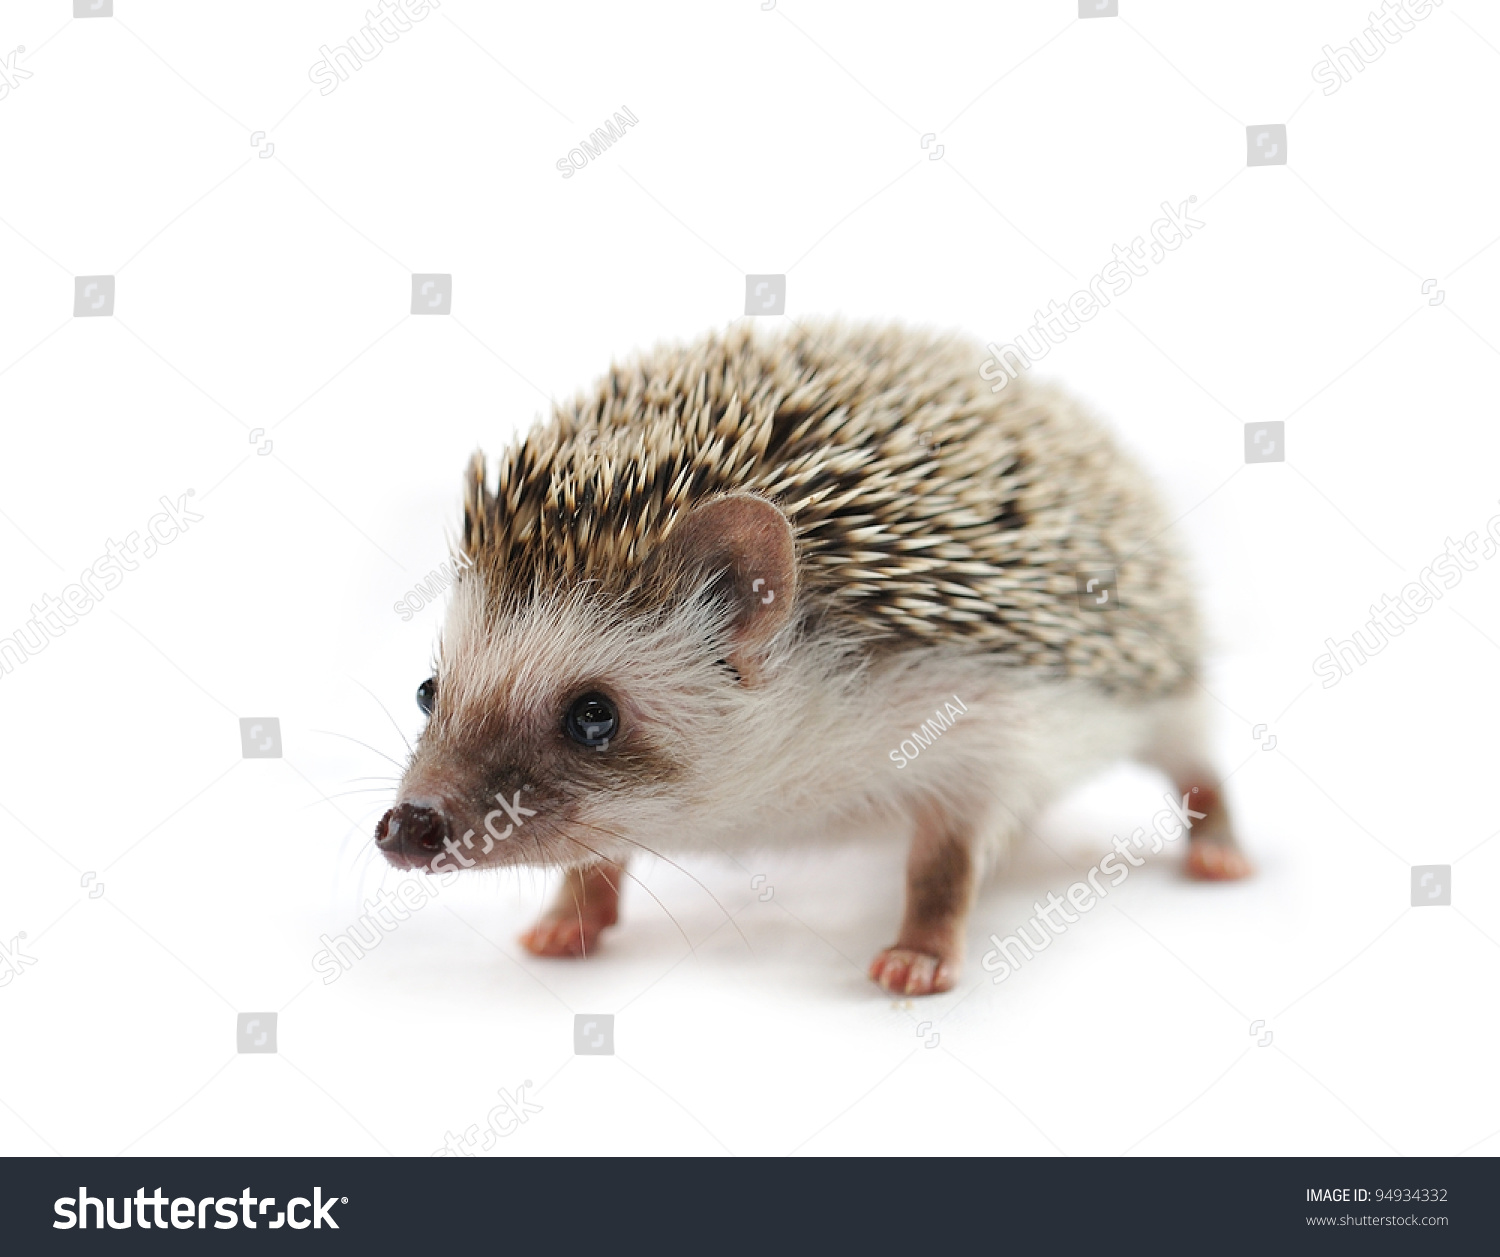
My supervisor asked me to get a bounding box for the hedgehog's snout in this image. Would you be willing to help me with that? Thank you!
[375,802,450,871]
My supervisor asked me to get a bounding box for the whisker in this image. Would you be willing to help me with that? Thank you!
[346,842,381,900]
[340,837,376,889]
[594,865,621,900]
[358,835,395,912]
[528,879,553,940]
[572,887,586,959]
[525,820,548,872]
[552,833,693,954]
[300,786,397,811]
[571,818,749,952]
[311,729,408,773]
[350,676,414,759]
[333,806,392,911]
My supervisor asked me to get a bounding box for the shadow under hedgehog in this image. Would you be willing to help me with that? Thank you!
[374,320,1250,997]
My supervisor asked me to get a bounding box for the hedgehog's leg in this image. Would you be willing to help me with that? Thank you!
[520,861,625,958]
[869,801,979,997]
[1175,777,1251,880]
[1144,699,1251,881]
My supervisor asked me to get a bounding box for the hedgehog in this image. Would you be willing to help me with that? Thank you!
[374,320,1249,996]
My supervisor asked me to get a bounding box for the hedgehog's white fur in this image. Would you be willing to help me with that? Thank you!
[406,556,1210,876]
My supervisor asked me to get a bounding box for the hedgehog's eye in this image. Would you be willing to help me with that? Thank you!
[417,676,437,716]
[565,692,617,748]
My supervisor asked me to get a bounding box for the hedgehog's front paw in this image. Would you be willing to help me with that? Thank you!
[520,909,615,958]
[869,946,957,996]
[520,864,623,958]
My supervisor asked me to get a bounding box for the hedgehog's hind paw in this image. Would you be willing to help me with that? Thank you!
[1174,780,1252,881]
[869,946,957,996]
[1186,836,1253,881]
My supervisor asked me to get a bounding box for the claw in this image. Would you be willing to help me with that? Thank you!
[870,947,954,996]
[1187,839,1253,881]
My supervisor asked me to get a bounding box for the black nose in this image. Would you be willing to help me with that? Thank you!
[375,803,449,868]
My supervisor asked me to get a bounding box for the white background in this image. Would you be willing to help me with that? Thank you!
[1,0,1497,1157]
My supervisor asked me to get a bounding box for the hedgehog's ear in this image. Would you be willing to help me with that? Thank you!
[646,494,797,685]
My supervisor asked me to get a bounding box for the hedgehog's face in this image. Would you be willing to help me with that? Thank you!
[375,495,798,874]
